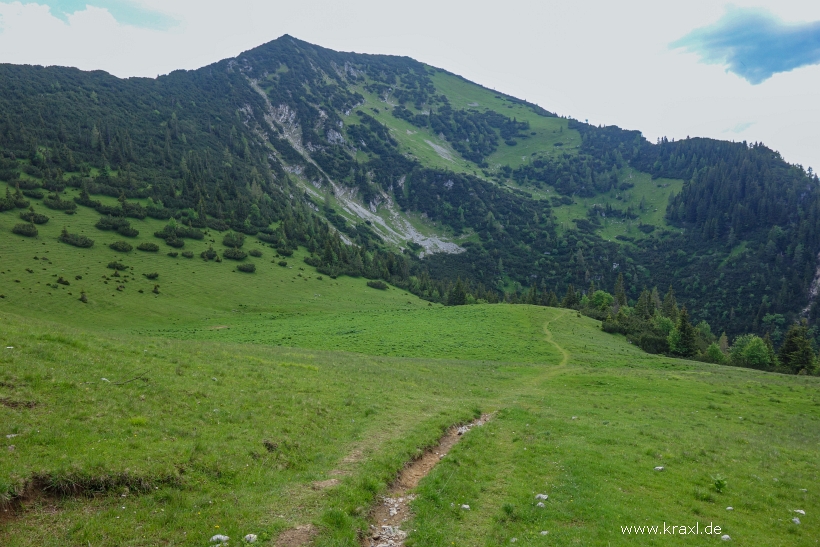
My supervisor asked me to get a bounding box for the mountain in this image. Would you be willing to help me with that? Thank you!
[1,35,819,341]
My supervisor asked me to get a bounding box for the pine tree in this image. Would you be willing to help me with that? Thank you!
[662,285,679,322]
[672,306,697,358]
[447,278,467,306]
[779,322,815,374]
[561,284,579,309]
[614,273,627,306]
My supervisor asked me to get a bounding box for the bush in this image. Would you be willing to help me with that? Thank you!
[137,242,159,252]
[96,216,130,231]
[22,189,44,199]
[237,263,256,273]
[143,272,159,280]
[249,249,262,257]
[367,280,388,290]
[207,218,230,231]
[12,223,38,237]
[277,260,288,267]
[200,246,218,261]
[58,228,94,248]
[257,232,278,244]
[56,276,70,286]
[167,251,179,258]
[107,261,128,271]
[43,194,77,211]
[222,231,245,248]
[223,248,248,260]
[117,225,139,237]
[19,210,49,224]
[181,251,194,259]
[109,241,133,253]
[165,237,184,248]
[276,247,293,257]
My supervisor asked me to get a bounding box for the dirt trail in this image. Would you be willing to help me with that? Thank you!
[543,309,570,367]
[362,415,490,547]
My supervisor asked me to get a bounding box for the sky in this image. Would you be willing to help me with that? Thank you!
[1,1,819,172]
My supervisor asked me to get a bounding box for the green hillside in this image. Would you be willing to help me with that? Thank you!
[2,297,818,545]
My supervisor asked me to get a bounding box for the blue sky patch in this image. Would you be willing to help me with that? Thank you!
[672,7,820,84]
[26,1,176,30]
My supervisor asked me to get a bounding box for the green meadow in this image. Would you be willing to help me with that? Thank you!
[1,190,819,546]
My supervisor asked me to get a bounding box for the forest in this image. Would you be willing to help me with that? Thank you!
[1,35,820,364]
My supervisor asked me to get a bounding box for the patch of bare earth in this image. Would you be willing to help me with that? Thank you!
[363,414,490,547]
[276,524,319,547]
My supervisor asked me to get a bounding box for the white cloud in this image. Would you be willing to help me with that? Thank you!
[0,0,819,170]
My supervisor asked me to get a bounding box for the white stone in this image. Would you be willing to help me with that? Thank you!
[654,466,664,471]
[721,534,731,541]
[792,517,801,525]
[243,534,257,543]
[535,493,548,500]
[536,502,545,508]
[461,504,470,510]
[540,531,549,535]
[726,507,733,511]
[510,538,517,543]
[210,535,230,543]
[794,509,805,515]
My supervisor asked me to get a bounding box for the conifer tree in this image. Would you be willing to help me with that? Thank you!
[779,322,815,374]
[672,306,697,357]
[614,273,627,306]
[561,284,579,309]
[662,285,679,322]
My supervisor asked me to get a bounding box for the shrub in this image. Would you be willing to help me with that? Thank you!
[200,246,218,260]
[143,272,159,280]
[223,248,247,260]
[109,241,133,253]
[181,251,194,259]
[107,261,128,271]
[43,194,77,211]
[167,251,179,257]
[20,210,49,224]
[58,228,94,248]
[207,218,230,231]
[22,189,44,199]
[367,280,388,290]
[176,226,204,240]
[137,242,159,252]
[277,260,288,267]
[56,276,70,286]
[96,216,130,231]
[249,249,262,257]
[222,231,245,248]
[257,232,278,244]
[237,263,256,273]
[165,237,184,248]
[276,247,293,257]
[117,225,139,237]
[12,223,38,237]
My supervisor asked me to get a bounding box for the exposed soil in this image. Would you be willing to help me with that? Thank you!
[0,397,37,409]
[310,479,340,490]
[363,414,490,547]
[275,524,318,547]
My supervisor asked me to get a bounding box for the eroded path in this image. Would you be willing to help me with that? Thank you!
[362,415,490,547]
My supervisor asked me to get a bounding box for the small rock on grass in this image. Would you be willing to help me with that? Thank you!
[461,504,470,510]
[721,534,731,541]
[535,493,548,500]
[536,502,545,508]
[243,533,257,543]
[210,535,229,543]
[726,507,733,511]
[794,509,805,515]
[792,517,801,525]
[540,531,549,535]
[654,466,664,471]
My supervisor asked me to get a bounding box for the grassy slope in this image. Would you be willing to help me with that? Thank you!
[347,72,683,243]
[1,192,818,546]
